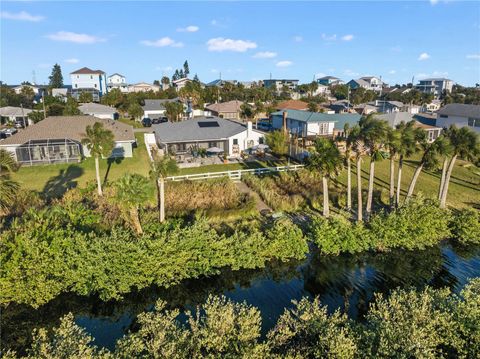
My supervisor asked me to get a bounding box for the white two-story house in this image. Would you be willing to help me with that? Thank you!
[107,73,128,93]
[416,78,453,99]
[70,67,107,101]
[436,104,480,133]
[347,76,384,92]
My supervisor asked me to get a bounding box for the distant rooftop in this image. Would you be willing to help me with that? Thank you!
[437,103,480,118]
[71,67,105,75]
[79,103,117,115]
[271,109,362,126]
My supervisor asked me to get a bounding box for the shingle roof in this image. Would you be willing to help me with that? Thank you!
[108,73,124,78]
[437,104,480,118]
[376,112,416,128]
[0,116,134,145]
[276,99,309,111]
[0,106,33,117]
[79,103,117,115]
[272,109,362,126]
[318,76,340,80]
[154,117,250,143]
[70,67,105,75]
[143,98,181,111]
[205,100,243,113]
[349,79,370,87]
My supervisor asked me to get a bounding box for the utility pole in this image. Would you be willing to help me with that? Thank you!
[21,103,26,128]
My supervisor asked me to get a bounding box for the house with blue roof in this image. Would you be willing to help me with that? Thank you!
[270,109,362,138]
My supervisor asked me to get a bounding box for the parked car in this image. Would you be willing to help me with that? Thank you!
[257,122,271,131]
[0,128,17,139]
[152,117,168,124]
[142,117,152,127]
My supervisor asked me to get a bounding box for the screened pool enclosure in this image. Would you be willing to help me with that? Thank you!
[15,138,82,165]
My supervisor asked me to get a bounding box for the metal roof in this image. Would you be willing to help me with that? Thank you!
[153,116,252,143]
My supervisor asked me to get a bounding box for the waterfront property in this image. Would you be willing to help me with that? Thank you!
[153,116,265,158]
[0,116,135,165]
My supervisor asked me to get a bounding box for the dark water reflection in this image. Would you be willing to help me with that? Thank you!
[3,243,480,354]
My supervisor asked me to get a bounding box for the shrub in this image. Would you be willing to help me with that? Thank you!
[449,208,480,244]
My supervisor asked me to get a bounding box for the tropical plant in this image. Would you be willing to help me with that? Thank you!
[81,122,114,196]
[307,101,318,112]
[62,97,80,115]
[342,124,360,211]
[114,174,153,235]
[265,130,289,158]
[240,103,254,123]
[359,115,390,217]
[0,149,20,212]
[78,92,93,103]
[127,102,143,121]
[149,154,178,222]
[306,137,343,217]
[164,101,184,122]
[439,126,479,208]
[386,126,400,207]
[406,135,450,200]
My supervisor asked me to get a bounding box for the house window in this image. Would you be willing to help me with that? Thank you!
[94,84,97,88]
[319,122,329,135]
[440,114,448,118]
[233,139,238,145]
[75,84,77,88]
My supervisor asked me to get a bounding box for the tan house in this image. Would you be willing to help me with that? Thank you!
[128,82,161,93]
[205,100,244,120]
[276,99,309,111]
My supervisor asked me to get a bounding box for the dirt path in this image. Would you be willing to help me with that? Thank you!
[235,181,271,212]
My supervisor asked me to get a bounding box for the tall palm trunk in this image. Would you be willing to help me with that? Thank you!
[130,207,143,235]
[389,155,395,207]
[322,176,329,217]
[94,156,102,196]
[356,156,363,222]
[395,156,403,206]
[155,178,161,221]
[159,177,165,222]
[440,155,457,209]
[406,162,424,200]
[347,157,352,210]
[366,158,375,217]
[438,157,448,200]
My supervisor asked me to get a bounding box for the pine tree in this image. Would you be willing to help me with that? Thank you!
[193,73,199,82]
[179,69,185,79]
[48,64,64,88]
[183,60,190,77]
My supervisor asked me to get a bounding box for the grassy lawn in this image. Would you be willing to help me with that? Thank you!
[117,117,143,128]
[334,155,480,209]
[12,133,151,198]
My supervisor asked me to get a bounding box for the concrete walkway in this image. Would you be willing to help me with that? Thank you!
[235,181,271,212]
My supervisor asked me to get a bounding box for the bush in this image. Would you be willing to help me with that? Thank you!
[449,208,480,244]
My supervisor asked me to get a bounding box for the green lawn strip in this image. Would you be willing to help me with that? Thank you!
[117,117,143,128]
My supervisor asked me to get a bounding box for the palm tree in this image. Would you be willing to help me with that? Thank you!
[149,154,178,222]
[439,126,479,208]
[394,121,419,206]
[341,123,360,211]
[306,137,343,217]
[0,149,20,212]
[81,122,114,196]
[114,174,153,235]
[386,127,400,207]
[359,115,390,217]
[406,135,450,200]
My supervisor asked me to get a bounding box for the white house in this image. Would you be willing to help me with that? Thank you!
[128,82,161,93]
[436,104,480,133]
[0,116,135,165]
[270,109,362,137]
[153,117,265,158]
[12,84,42,96]
[0,106,33,127]
[78,103,118,120]
[142,98,184,119]
[416,78,453,99]
[107,73,128,93]
[172,77,191,90]
[70,67,107,101]
[348,76,384,92]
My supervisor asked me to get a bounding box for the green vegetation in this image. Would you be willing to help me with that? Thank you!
[117,117,143,128]
[0,149,20,212]
[449,208,480,244]
[6,278,479,358]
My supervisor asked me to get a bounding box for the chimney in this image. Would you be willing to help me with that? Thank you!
[247,121,252,137]
[282,111,288,133]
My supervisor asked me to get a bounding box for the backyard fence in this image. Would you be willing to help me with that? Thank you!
[167,164,305,182]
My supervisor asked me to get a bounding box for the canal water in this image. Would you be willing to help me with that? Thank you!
[3,242,480,353]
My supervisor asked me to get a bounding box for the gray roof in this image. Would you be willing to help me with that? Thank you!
[143,98,181,111]
[154,117,250,143]
[79,103,117,115]
[0,116,134,145]
[0,106,33,117]
[271,109,362,126]
[437,104,480,118]
[419,78,452,82]
[318,76,340,80]
[376,112,416,128]
[348,78,370,87]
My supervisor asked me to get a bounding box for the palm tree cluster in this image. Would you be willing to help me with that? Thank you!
[0,149,20,212]
[308,114,479,221]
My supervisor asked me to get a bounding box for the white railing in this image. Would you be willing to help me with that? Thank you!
[167,164,305,182]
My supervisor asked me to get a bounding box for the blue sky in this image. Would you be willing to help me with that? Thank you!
[1,1,479,87]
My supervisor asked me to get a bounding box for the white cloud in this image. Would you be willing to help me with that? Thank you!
[321,33,337,41]
[253,51,277,59]
[177,25,199,32]
[466,54,480,59]
[207,37,257,52]
[276,60,293,68]
[388,70,396,74]
[418,52,430,61]
[65,58,79,64]
[430,0,439,5]
[341,34,354,41]
[141,37,184,47]
[0,11,44,22]
[293,35,303,42]
[47,31,106,44]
